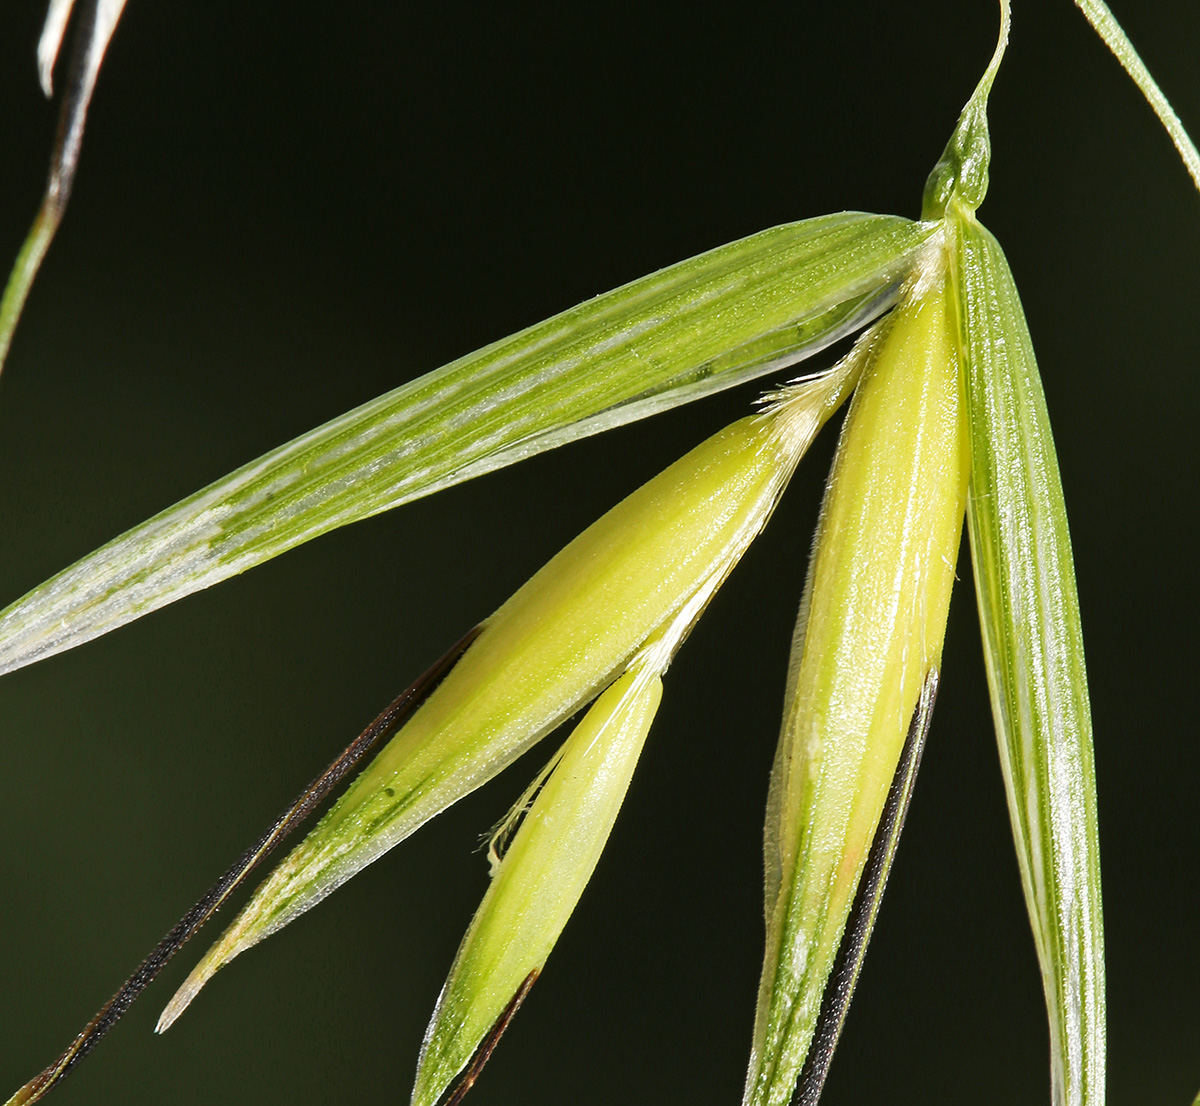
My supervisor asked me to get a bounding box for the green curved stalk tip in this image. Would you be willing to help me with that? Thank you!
[1074,0,1200,197]
[0,212,932,679]
[0,210,57,375]
[923,0,1010,218]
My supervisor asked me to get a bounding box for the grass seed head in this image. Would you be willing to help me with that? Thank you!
[158,355,857,1032]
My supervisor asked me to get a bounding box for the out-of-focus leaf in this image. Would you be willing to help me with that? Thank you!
[411,665,663,1106]
[746,248,968,1106]
[0,0,128,374]
[37,0,76,95]
[953,208,1105,1106]
[0,212,933,679]
[155,361,860,1031]
[1074,0,1200,196]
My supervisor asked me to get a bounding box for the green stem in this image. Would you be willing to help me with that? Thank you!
[0,0,129,378]
[0,202,60,373]
[1074,0,1200,196]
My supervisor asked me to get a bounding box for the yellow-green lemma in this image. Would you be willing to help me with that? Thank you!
[155,341,863,1040]
[745,236,969,1106]
[410,653,665,1106]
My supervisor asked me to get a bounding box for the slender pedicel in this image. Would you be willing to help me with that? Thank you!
[2,623,481,1106]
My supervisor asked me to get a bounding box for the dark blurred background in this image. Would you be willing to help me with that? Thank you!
[0,2,1197,1103]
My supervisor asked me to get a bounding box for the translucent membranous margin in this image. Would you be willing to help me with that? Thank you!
[0,212,932,678]
[951,208,1105,1106]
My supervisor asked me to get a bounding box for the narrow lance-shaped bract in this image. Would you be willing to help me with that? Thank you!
[157,350,865,1031]
[411,663,663,1106]
[952,207,1104,1106]
[746,241,969,1106]
[921,6,1104,1097]
[0,212,931,680]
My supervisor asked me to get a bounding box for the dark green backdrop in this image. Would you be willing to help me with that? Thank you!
[1,2,1197,1103]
